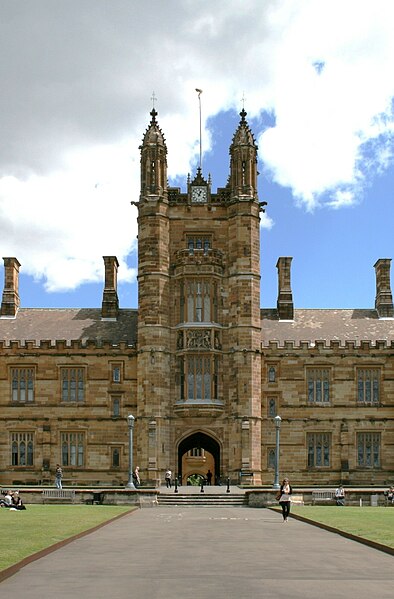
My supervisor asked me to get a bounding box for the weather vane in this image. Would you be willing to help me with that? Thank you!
[241,91,246,110]
[151,91,157,109]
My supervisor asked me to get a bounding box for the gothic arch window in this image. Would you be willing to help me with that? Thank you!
[180,279,218,323]
[268,367,276,383]
[178,355,219,402]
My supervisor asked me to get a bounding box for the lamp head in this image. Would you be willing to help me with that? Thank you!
[127,414,135,428]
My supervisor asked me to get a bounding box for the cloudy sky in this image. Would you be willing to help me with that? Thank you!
[1,0,393,309]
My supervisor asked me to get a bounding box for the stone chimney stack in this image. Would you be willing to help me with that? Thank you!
[374,259,394,318]
[101,256,119,319]
[276,257,294,320]
[1,257,21,317]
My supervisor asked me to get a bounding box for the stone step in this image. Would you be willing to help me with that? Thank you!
[158,494,246,507]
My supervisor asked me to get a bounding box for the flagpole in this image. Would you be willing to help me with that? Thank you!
[195,88,203,170]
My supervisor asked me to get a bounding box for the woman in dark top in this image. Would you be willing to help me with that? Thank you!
[278,477,293,522]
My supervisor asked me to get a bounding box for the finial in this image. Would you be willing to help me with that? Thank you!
[241,91,246,110]
[151,91,157,109]
[240,107,247,122]
[150,107,158,122]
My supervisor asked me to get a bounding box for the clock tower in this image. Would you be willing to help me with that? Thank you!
[135,107,262,486]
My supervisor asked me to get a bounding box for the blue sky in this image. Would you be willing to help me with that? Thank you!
[1,1,393,311]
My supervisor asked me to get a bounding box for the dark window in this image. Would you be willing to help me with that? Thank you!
[61,368,84,402]
[357,433,380,467]
[11,368,34,402]
[307,433,330,467]
[11,432,34,466]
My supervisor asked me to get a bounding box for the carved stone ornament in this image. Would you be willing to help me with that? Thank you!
[186,329,211,349]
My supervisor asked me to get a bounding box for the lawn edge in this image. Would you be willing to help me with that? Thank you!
[269,508,394,556]
[0,507,137,584]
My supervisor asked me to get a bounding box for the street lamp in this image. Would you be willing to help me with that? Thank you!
[273,415,282,489]
[126,414,136,489]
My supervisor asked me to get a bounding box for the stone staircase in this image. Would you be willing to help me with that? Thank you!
[157,492,246,507]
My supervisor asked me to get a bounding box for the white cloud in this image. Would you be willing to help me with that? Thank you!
[0,0,393,290]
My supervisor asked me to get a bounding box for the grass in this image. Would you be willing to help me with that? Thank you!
[0,504,136,572]
[289,506,394,549]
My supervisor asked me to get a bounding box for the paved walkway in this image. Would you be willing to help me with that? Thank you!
[1,507,393,598]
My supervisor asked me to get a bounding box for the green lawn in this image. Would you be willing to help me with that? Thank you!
[0,504,135,572]
[289,506,394,549]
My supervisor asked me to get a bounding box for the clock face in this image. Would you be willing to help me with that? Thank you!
[191,186,207,203]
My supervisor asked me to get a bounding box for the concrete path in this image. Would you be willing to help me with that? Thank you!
[1,507,393,598]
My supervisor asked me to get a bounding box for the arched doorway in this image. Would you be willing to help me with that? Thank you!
[178,432,220,484]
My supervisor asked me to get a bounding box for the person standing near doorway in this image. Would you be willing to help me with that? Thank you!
[165,469,172,488]
[206,469,213,485]
[55,464,63,489]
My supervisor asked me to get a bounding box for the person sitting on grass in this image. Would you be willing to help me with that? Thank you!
[10,491,26,510]
[0,490,13,508]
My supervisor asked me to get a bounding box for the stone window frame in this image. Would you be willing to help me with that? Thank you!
[267,397,278,418]
[10,366,35,403]
[61,431,85,468]
[110,362,123,384]
[179,279,218,324]
[356,367,380,405]
[267,364,279,384]
[11,431,34,467]
[111,446,122,468]
[267,446,276,470]
[60,366,86,403]
[307,432,331,468]
[189,447,204,457]
[306,367,331,405]
[356,432,381,468]
[186,233,212,255]
[179,354,219,402]
[110,394,122,418]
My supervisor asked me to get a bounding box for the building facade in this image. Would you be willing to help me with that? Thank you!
[0,109,393,487]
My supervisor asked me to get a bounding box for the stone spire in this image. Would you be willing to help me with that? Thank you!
[139,108,167,198]
[228,109,258,198]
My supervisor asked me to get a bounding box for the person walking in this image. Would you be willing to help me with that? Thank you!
[165,469,172,488]
[55,464,63,489]
[277,477,293,522]
[206,469,213,485]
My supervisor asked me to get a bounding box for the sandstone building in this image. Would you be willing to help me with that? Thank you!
[0,109,393,488]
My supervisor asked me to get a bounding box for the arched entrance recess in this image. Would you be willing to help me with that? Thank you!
[178,432,220,483]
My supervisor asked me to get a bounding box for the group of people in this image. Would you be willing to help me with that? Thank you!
[0,490,26,510]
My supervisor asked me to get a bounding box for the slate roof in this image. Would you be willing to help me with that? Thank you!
[0,308,138,345]
[261,308,394,346]
[0,307,393,348]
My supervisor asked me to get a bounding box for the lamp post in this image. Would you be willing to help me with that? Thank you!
[126,414,136,489]
[273,415,282,489]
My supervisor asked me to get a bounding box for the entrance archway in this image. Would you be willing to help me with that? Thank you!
[178,432,220,484]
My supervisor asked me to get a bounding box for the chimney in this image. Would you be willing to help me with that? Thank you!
[1,257,21,317]
[101,256,119,319]
[374,259,393,318]
[276,257,294,320]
